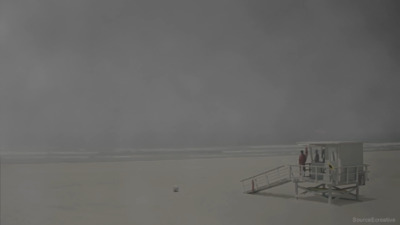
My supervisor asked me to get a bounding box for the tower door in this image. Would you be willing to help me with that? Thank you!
[327,146,338,169]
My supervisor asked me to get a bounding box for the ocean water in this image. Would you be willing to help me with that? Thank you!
[0,142,399,164]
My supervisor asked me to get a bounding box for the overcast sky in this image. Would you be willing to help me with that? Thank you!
[1,0,400,150]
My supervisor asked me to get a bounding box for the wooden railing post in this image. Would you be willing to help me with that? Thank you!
[356,166,359,185]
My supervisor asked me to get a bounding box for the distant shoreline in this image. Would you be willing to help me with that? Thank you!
[1,142,399,164]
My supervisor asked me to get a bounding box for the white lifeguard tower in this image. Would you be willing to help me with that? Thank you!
[240,142,369,204]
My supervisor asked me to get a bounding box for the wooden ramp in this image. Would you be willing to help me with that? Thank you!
[245,178,291,194]
[241,165,291,194]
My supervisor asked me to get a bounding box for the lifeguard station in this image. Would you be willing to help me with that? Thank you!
[240,142,369,204]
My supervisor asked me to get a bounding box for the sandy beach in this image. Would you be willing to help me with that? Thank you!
[1,150,399,225]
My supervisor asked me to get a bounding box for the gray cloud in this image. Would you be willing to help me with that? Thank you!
[1,0,400,150]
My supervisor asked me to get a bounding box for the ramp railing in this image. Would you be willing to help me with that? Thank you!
[240,165,291,193]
